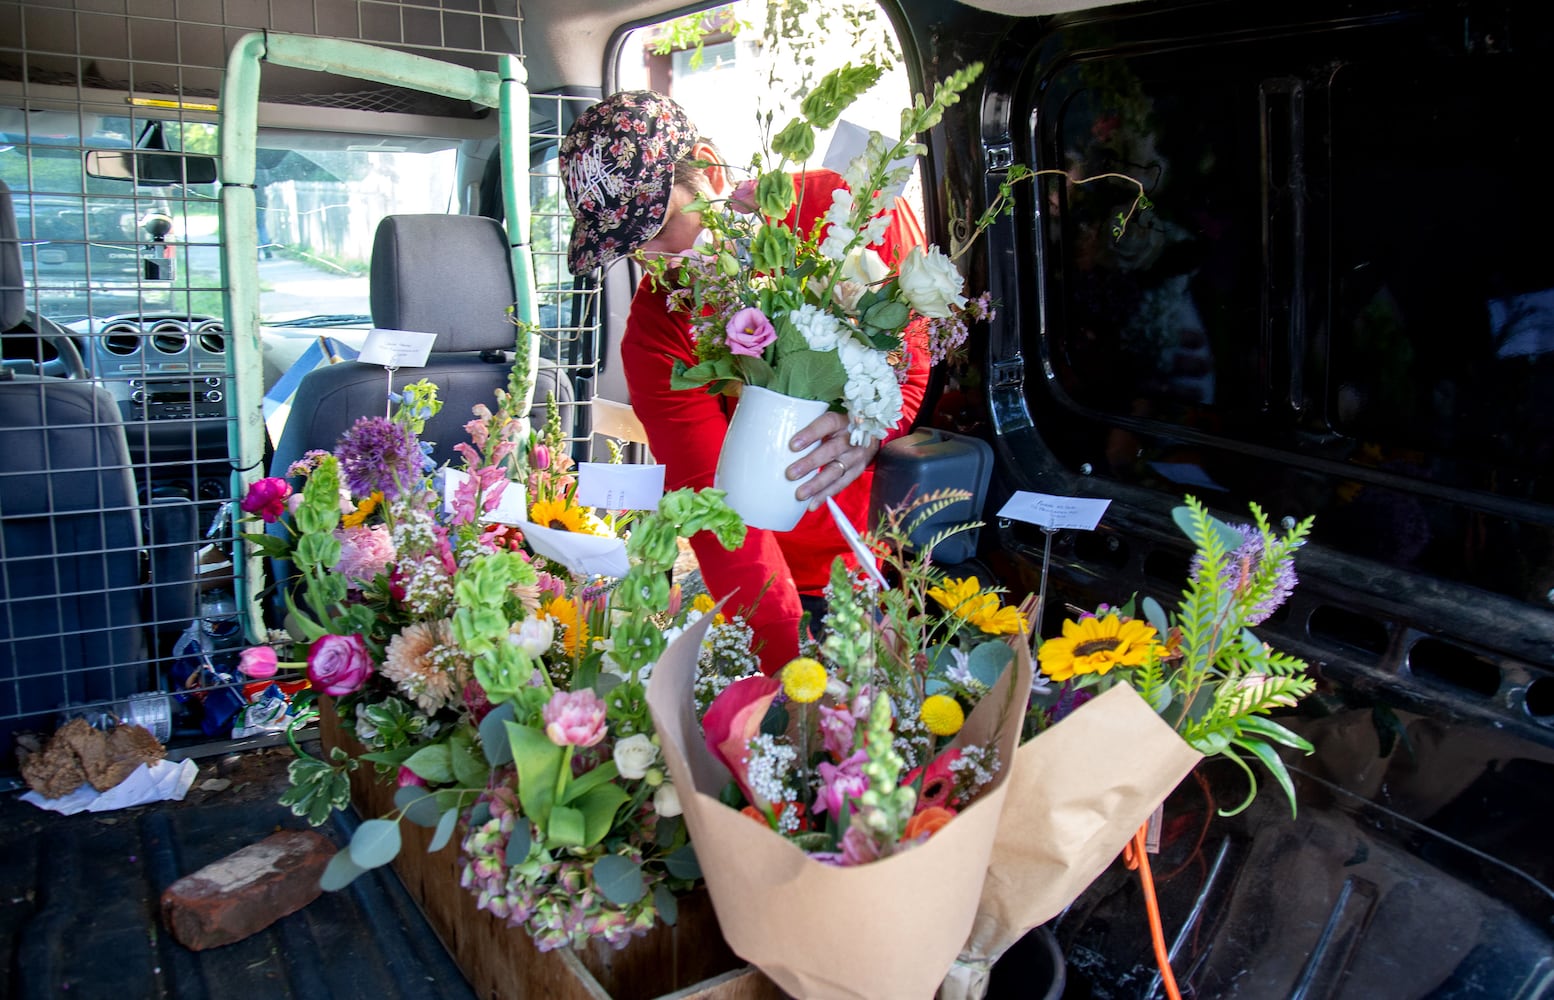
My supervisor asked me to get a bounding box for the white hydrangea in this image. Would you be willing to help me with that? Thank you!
[790,302,848,352]
[838,338,903,444]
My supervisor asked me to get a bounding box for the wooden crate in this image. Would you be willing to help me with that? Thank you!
[318,700,784,1000]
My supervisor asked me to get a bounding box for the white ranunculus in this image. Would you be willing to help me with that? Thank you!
[897,245,967,319]
[791,302,847,352]
[507,616,555,658]
[612,732,659,780]
[830,247,890,313]
[653,782,683,818]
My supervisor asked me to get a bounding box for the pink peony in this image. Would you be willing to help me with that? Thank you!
[542,689,607,748]
[306,633,374,696]
[332,524,395,586]
[238,646,279,679]
[724,307,776,357]
[240,477,293,523]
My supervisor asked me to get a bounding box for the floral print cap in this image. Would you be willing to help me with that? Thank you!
[560,90,699,273]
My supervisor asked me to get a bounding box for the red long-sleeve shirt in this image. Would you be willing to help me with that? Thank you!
[621,169,929,673]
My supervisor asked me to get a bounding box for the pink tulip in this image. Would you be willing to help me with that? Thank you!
[238,646,279,679]
[542,689,607,748]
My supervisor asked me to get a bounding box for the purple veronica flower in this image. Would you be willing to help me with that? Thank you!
[1192,523,1299,626]
[336,416,422,500]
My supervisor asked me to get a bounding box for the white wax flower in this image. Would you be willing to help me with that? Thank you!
[897,245,968,319]
[612,732,659,780]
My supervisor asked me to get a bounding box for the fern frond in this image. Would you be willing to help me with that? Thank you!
[916,521,983,558]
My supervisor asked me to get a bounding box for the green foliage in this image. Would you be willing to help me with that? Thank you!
[280,748,356,826]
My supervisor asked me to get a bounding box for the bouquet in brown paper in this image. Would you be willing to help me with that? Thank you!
[647,492,1035,999]
[941,497,1319,998]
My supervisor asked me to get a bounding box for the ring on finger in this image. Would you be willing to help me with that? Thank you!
[832,457,847,473]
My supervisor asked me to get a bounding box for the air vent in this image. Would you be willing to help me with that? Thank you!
[195,321,225,354]
[102,322,142,356]
[150,321,188,355]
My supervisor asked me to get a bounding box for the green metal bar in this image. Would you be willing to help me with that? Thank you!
[499,53,541,418]
[261,34,502,108]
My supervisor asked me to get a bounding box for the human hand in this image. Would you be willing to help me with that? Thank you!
[786,411,881,510]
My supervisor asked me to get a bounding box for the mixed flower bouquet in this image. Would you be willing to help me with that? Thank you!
[945,497,1317,998]
[647,491,1036,998]
[238,375,758,952]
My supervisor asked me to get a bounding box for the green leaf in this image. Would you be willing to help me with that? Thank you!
[507,721,564,832]
[1233,737,1300,818]
[1142,596,1169,635]
[1187,727,1233,756]
[862,298,910,332]
[478,702,516,767]
[449,727,490,789]
[664,844,701,881]
[653,884,679,926]
[428,807,460,853]
[469,800,491,829]
[319,848,366,891]
[734,353,776,387]
[966,642,1013,688]
[591,854,647,906]
[654,814,684,849]
[768,348,845,402]
[505,818,532,865]
[771,119,815,162]
[402,743,455,785]
[349,818,402,869]
[239,531,291,559]
[1237,714,1315,753]
[394,786,444,828]
[561,761,620,805]
[549,803,586,848]
[1172,503,1244,556]
[573,782,631,848]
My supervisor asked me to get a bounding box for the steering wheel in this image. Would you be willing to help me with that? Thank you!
[0,312,90,380]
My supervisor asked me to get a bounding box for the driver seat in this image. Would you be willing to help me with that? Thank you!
[0,178,149,754]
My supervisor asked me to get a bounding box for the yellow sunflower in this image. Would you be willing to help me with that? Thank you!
[928,577,1029,635]
[1037,614,1163,682]
[341,491,383,528]
[541,595,590,658]
[530,497,592,533]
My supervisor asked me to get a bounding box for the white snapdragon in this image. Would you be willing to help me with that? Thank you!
[818,188,857,260]
[791,302,847,352]
[838,338,904,444]
[612,732,659,780]
[897,245,968,318]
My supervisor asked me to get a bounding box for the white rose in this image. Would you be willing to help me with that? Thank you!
[896,245,967,319]
[832,247,890,313]
[506,616,554,658]
[653,782,683,818]
[612,732,659,780]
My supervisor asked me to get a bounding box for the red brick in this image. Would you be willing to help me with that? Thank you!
[160,829,336,951]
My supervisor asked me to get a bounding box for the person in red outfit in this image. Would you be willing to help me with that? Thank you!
[560,91,930,673]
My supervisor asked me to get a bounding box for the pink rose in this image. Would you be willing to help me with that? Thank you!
[240,477,293,523]
[306,633,374,696]
[238,646,279,679]
[725,307,776,358]
[542,689,607,748]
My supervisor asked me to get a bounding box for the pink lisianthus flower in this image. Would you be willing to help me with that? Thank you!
[306,633,374,696]
[238,646,279,679]
[729,178,759,213]
[240,477,293,523]
[724,307,776,357]
[542,689,608,748]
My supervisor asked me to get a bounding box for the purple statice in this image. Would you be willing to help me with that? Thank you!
[335,416,422,500]
[1192,524,1299,626]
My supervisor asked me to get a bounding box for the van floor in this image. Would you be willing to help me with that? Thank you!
[0,743,476,1000]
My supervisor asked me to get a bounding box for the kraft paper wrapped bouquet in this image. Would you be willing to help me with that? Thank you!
[942,497,1318,998]
[647,491,1035,999]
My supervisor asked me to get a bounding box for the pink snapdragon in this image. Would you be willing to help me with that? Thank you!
[813,750,868,820]
[724,307,776,357]
[542,689,607,748]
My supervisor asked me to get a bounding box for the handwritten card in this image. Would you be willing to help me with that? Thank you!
[574,463,666,511]
[440,468,528,525]
[826,497,888,589]
[520,520,630,579]
[996,491,1111,532]
[356,328,436,368]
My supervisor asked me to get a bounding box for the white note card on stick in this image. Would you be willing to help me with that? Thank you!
[574,463,666,511]
[996,491,1111,531]
[357,328,436,368]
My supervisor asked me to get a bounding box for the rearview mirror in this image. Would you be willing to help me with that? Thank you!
[85,149,218,186]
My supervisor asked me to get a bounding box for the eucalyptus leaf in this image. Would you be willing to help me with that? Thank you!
[654,814,683,849]
[478,702,516,767]
[428,806,460,853]
[505,819,532,865]
[591,854,647,906]
[1141,596,1169,635]
[348,818,402,869]
[402,743,455,785]
[966,641,1013,688]
[653,884,679,926]
[468,800,492,830]
[394,786,443,828]
[319,848,366,891]
[664,844,701,881]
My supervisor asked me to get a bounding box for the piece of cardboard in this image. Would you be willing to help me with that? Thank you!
[647,607,1032,1000]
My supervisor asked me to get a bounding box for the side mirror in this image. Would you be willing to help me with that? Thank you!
[85,149,218,186]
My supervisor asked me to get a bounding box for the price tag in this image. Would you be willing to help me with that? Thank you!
[574,463,666,511]
[996,491,1111,531]
[356,328,436,368]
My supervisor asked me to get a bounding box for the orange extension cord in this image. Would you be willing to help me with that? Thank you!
[1123,823,1182,1000]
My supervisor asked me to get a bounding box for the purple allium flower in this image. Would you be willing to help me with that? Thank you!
[335,416,422,500]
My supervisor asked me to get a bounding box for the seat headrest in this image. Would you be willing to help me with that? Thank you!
[369,214,519,354]
[0,178,25,332]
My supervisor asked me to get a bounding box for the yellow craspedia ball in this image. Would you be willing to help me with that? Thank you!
[780,657,828,703]
[691,592,716,615]
[920,694,966,737]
